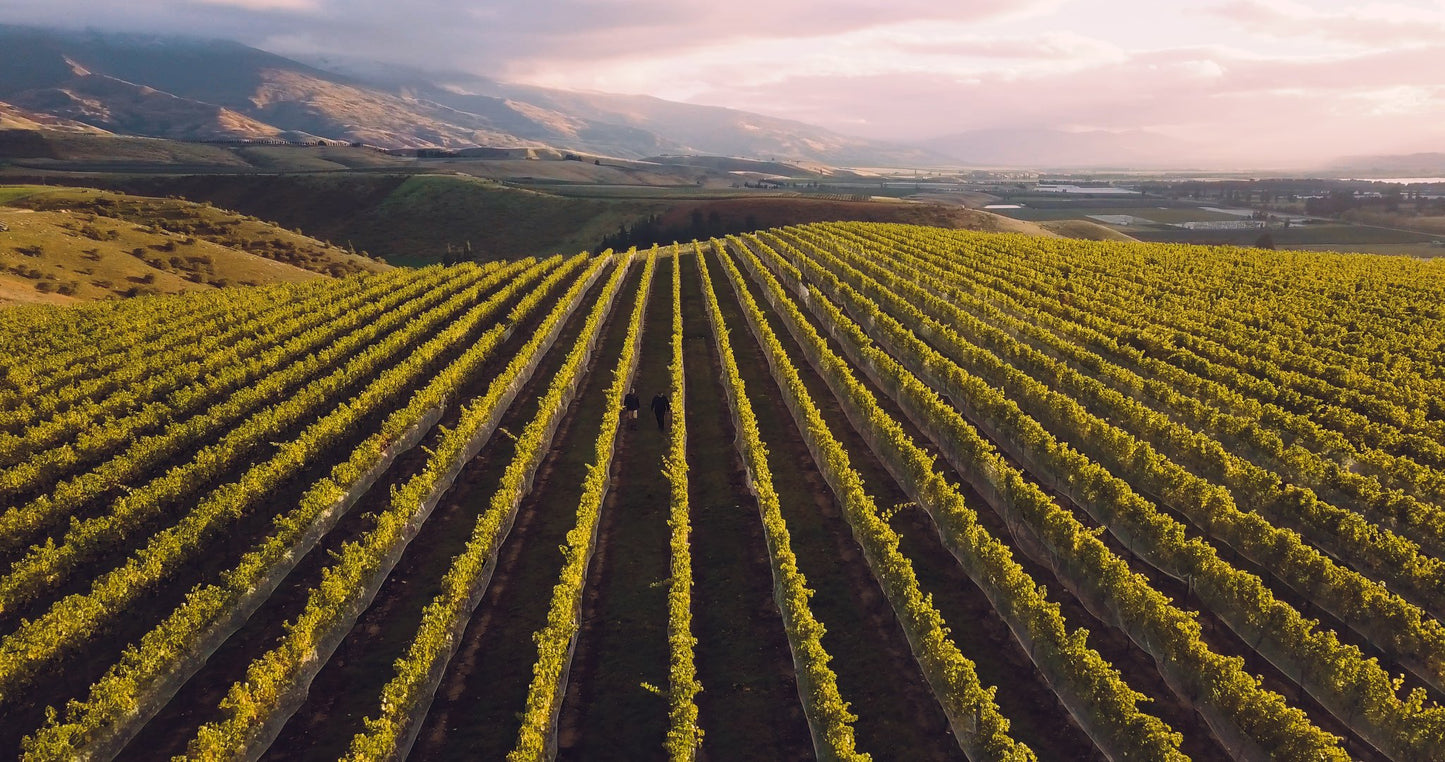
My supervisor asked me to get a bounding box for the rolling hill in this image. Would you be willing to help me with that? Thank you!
[0,186,387,304]
[83,173,1056,266]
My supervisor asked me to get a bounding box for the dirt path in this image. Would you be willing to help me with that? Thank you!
[675,250,813,761]
[408,265,644,761]
[556,255,674,760]
[706,245,962,761]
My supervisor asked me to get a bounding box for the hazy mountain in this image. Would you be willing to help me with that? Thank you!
[924,128,1198,169]
[1324,153,1445,178]
[426,74,943,166]
[0,26,543,147]
[303,56,948,166]
[0,25,943,165]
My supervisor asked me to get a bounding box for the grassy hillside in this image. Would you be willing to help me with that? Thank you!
[0,130,419,173]
[0,186,386,304]
[0,130,253,168]
[1038,219,1139,241]
[85,173,1058,265]
[92,173,658,266]
[344,175,652,265]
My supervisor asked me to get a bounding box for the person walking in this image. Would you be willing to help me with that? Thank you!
[650,391,670,432]
[623,388,640,429]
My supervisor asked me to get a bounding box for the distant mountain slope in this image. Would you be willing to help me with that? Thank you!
[0,186,386,304]
[398,71,946,166]
[0,101,110,133]
[0,25,942,165]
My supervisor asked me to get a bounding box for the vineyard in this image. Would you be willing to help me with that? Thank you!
[1,221,1444,760]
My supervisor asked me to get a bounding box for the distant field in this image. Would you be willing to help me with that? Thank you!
[0,131,414,173]
[0,186,45,205]
[1130,223,1433,246]
[985,194,1441,253]
[438,158,710,187]
[1344,211,1445,237]
[1037,219,1138,241]
[353,175,653,266]
[506,183,780,199]
[984,194,1169,210]
[650,197,1055,237]
[997,205,1243,224]
[1114,206,1245,223]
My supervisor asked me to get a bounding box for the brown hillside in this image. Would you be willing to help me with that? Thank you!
[0,186,387,304]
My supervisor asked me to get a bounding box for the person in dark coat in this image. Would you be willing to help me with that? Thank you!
[650,391,670,431]
[623,388,640,428]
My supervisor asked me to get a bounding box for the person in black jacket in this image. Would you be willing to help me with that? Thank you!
[650,391,670,431]
[623,388,640,428]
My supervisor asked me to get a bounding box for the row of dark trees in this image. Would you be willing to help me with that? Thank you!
[597,209,762,252]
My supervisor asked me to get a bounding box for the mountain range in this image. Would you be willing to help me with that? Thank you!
[0,25,947,166]
[6,25,1417,171]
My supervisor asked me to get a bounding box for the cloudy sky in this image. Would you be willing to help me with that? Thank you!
[3,0,1443,165]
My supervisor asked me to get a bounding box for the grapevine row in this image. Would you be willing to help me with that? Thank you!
[179,251,619,760]
[511,249,656,759]
[0,260,547,702]
[898,228,1445,475]
[777,226,1445,675]
[664,243,702,761]
[714,241,1041,760]
[0,262,510,616]
[694,241,867,760]
[0,275,366,427]
[16,255,580,759]
[744,230,1445,759]
[843,224,1445,556]
[0,265,452,500]
[0,280,311,413]
[0,263,485,560]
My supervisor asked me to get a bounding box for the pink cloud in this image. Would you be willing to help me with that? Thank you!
[1208,0,1445,46]
[2,0,1440,166]
[690,42,1445,165]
